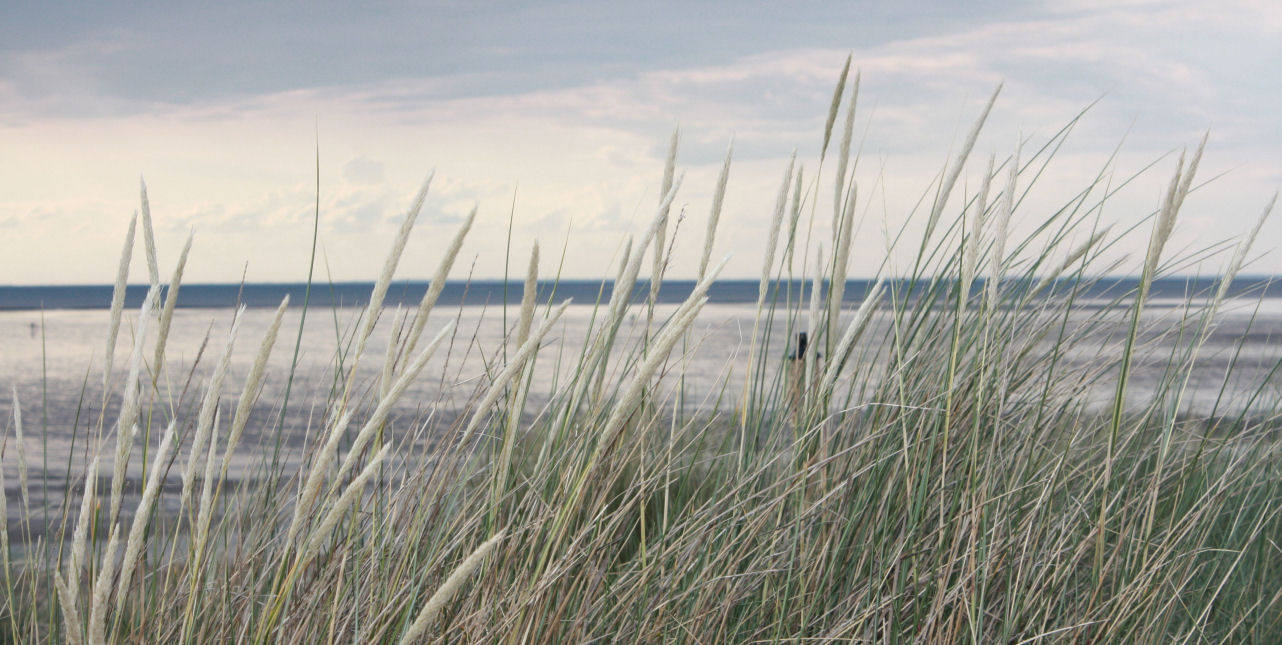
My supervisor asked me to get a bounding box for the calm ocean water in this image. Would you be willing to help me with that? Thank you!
[1,277,1278,311]
[2,277,1280,528]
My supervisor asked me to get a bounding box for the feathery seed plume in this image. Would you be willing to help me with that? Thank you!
[102,213,137,399]
[609,175,684,324]
[180,306,244,512]
[827,181,857,351]
[1144,135,1206,293]
[88,523,121,645]
[988,141,1019,307]
[822,278,884,392]
[833,71,860,237]
[68,455,100,602]
[10,387,28,516]
[114,420,178,615]
[460,301,571,443]
[925,84,1001,244]
[517,241,540,348]
[598,261,722,449]
[194,410,222,554]
[1216,192,1276,305]
[332,321,455,487]
[54,573,85,645]
[699,140,733,281]
[380,307,407,400]
[820,55,853,158]
[356,174,434,365]
[115,286,159,437]
[784,163,804,270]
[757,152,795,311]
[287,407,355,546]
[653,127,679,305]
[398,530,507,644]
[109,287,159,526]
[139,177,161,289]
[805,247,825,388]
[962,154,996,307]
[614,237,633,290]
[303,443,392,561]
[1171,133,1208,218]
[601,297,707,451]
[404,205,475,358]
[221,295,289,480]
[154,231,193,377]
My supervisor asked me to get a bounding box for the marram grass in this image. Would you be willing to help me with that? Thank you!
[3,63,1282,644]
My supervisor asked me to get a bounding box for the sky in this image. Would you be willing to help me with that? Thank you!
[2,0,1280,284]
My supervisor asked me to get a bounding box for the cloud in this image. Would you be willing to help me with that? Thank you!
[1,1,1278,282]
[342,156,386,185]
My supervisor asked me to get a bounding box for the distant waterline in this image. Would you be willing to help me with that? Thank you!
[1,276,1277,311]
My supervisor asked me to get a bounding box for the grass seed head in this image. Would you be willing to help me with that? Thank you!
[115,420,179,616]
[406,204,475,358]
[820,54,853,158]
[399,529,507,644]
[518,241,540,348]
[699,140,733,281]
[139,176,161,289]
[103,213,138,396]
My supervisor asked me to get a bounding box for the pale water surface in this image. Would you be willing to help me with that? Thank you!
[2,298,1280,531]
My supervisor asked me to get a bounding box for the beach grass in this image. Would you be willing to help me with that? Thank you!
[4,59,1282,643]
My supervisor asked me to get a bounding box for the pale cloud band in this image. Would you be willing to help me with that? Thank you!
[1,0,1278,283]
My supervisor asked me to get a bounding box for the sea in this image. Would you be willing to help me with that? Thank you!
[1,277,1279,533]
[2,277,1279,311]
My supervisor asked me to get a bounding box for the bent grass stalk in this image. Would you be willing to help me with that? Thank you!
[923,84,1001,250]
[404,205,476,360]
[354,174,435,370]
[220,296,289,483]
[153,230,193,384]
[698,141,733,281]
[330,322,454,489]
[288,321,455,547]
[398,529,506,644]
[98,213,137,432]
[832,71,859,236]
[460,301,570,444]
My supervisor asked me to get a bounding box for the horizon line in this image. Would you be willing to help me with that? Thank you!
[3,273,1278,289]
[2,275,1278,312]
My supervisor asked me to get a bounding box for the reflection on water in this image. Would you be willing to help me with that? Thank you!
[2,298,1280,527]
